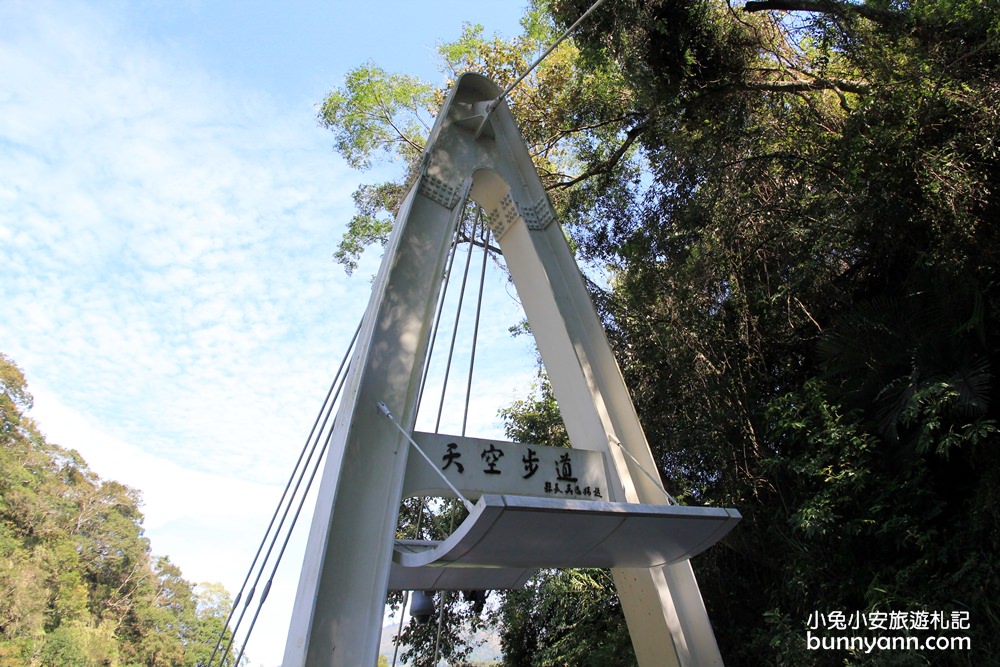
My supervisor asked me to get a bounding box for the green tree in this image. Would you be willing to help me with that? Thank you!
[557,0,1000,663]
[496,377,633,667]
[0,354,237,666]
[498,569,633,667]
[317,7,637,275]
[318,0,1000,662]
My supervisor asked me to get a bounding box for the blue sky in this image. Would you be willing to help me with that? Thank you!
[0,1,536,664]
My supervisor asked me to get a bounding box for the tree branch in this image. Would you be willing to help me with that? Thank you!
[368,81,425,158]
[741,77,869,96]
[743,0,908,27]
[550,116,651,190]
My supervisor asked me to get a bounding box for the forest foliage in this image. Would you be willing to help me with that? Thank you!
[319,0,999,663]
[0,353,236,666]
[6,0,996,663]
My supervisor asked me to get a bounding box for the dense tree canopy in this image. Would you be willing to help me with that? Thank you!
[0,353,237,666]
[559,0,999,663]
[319,0,998,664]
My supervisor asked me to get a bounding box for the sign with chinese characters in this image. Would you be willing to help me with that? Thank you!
[402,432,611,502]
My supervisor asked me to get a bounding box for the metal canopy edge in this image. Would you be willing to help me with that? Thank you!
[394,495,741,572]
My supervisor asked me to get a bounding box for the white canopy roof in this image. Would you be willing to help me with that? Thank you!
[388,494,740,591]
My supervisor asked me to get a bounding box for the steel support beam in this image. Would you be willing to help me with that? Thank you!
[283,73,727,667]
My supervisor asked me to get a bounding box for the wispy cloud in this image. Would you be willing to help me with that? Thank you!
[0,9,378,660]
[1,2,538,664]
[0,1,372,483]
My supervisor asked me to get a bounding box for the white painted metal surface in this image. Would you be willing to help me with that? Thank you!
[388,547,535,591]
[281,178,468,667]
[401,432,611,501]
[395,495,740,570]
[283,73,736,667]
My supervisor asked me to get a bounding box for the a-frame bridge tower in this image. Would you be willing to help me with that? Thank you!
[282,73,739,667]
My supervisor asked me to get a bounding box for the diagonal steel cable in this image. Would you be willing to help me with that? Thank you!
[208,320,360,666]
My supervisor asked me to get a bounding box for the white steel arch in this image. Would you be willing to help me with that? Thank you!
[282,73,730,667]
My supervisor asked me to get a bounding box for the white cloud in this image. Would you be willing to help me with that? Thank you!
[1,2,540,664]
[29,384,313,667]
[0,5,366,665]
[0,1,369,484]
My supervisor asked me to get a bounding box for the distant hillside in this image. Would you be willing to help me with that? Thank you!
[0,353,234,666]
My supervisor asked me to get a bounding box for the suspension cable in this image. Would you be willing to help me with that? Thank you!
[608,433,677,505]
[431,506,458,666]
[501,0,608,101]
[433,214,493,666]
[424,213,494,666]
[209,320,361,666]
[475,0,610,137]
[461,214,492,437]
[378,402,475,513]
[390,209,493,665]
[230,358,356,666]
[416,181,472,415]
[218,356,353,663]
[416,228,462,414]
[433,210,480,433]
[393,210,475,667]
[390,499,425,667]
